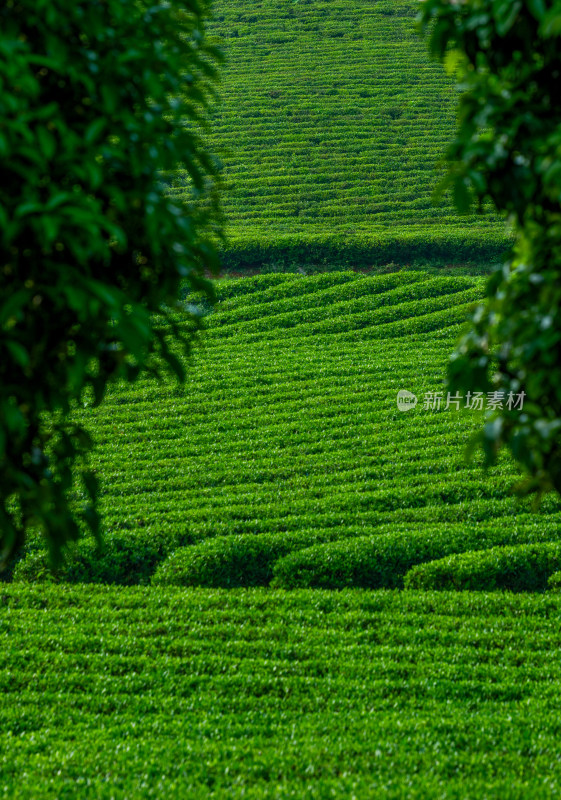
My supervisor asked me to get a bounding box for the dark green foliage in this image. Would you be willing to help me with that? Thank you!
[404,542,561,592]
[270,534,424,591]
[152,535,295,587]
[0,0,222,566]
[151,529,362,587]
[219,231,508,273]
[419,0,561,500]
[11,532,177,585]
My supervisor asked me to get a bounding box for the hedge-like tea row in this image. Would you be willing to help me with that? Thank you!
[548,571,561,591]
[11,270,561,589]
[212,270,430,322]
[150,518,561,589]
[205,285,482,339]
[11,529,185,586]
[270,526,561,591]
[403,543,561,592]
[151,531,329,587]
[207,276,482,333]
[211,272,295,302]
[217,230,512,272]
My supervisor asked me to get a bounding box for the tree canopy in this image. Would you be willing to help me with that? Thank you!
[419,0,561,500]
[0,0,222,567]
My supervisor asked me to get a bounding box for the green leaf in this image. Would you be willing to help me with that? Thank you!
[6,340,29,368]
[36,126,56,160]
[541,10,561,37]
[85,117,107,146]
[45,192,72,211]
[493,0,523,36]
[86,280,122,308]
[115,313,151,361]
[453,177,472,214]
[0,290,31,324]
[15,202,43,218]
[527,0,546,22]
[61,285,87,313]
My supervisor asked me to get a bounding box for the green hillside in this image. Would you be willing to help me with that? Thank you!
[10,271,561,588]
[170,0,513,268]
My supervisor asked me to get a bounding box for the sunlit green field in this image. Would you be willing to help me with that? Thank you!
[4,586,561,799]
[5,2,557,796]
[7,270,561,797]
[10,270,561,588]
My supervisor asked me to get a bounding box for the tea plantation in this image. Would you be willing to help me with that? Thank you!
[5,0,561,796]
[4,587,561,798]
[10,270,561,589]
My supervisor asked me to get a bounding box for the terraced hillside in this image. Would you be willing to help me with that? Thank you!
[4,586,561,799]
[10,270,561,589]
[171,0,513,267]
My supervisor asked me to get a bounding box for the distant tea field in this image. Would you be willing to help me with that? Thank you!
[168,0,513,267]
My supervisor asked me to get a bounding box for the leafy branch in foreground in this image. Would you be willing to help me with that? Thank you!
[419,0,561,500]
[0,0,223,566]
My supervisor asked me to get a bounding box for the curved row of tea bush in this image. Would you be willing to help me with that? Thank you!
[269,530,561,592]
[403,543,561,592]
[205,277,483,337]
[210,271,430,323]
[10,269,561,591]
[148,520,561,590]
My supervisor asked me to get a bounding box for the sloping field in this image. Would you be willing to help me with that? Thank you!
[7,272,561,797]
[4,586,561,798]
[10,270,561,587]
[171,0,512,267]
